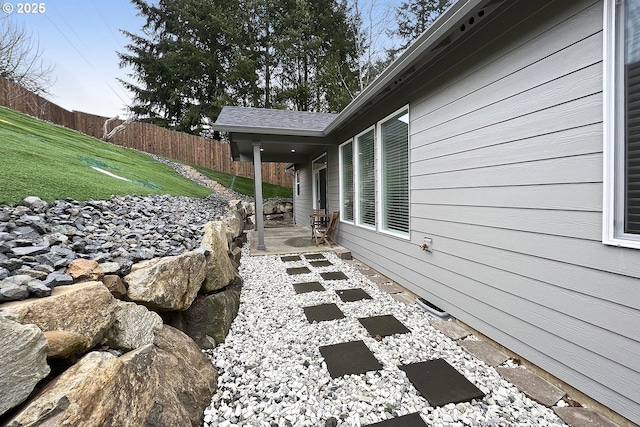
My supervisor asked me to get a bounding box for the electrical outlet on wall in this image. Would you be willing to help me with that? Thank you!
[421,237,433,252]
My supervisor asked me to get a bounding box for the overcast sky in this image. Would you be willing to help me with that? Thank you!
[6,0,144,118]
[5,0,401,119]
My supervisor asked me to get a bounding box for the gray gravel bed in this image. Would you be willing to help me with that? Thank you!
[203,243,569,427]
[0,193,230,301]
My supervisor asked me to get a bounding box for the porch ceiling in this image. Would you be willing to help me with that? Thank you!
[227,132,334,163]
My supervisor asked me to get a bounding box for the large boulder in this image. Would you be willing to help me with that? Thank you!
[4,348,158,427]
[124,250,206,311]
[142,326,218,427]
[0,281,116,351]
[104,301,163,352]
[200,222,236,293]
[4,326,217,427]
[0,316,50,417]
[220,212,244,245]
[178,281,241,349]
[43,330,88,360]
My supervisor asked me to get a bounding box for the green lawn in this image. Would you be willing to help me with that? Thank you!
[0,107,212,205]
[192,165,293,199]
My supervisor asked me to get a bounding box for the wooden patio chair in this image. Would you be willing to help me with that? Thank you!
[310,208,326,237]
[313,211,340,246]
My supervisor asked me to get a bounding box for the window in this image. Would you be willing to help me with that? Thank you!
[338,106,410,238]
[379,109,410,236]
[604,0,640,248]
[340,141,354,222]
[356,128,376,228]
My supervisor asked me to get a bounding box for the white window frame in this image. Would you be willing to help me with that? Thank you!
[339,139,355,224]
[376,106,411,239]
[354,126,377,230]
[603,0,640,249]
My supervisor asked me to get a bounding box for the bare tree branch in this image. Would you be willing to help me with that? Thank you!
[0,15,55,98]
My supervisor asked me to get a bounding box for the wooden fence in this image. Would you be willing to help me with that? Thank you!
[0,77,292,187]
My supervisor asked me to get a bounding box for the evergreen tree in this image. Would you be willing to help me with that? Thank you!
[119,0,359,133]
[389,0,452,59]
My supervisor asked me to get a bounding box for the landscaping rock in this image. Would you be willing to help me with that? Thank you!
[0,281,117,351]
[104,300,163,352]
[43,330,88,360]
[3,348,158,427]
[178,281,241,349]
[0,316,50,417]
[22,196,48,212]
[142,326,218,427]
[66,258,104,282]
[125,250,207,311]
[4,326,217,427]
[200,222,236,293]
[102,274,127,298]
[42,272,73,288]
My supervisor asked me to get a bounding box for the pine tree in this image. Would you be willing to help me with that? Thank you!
[389,0,452,59]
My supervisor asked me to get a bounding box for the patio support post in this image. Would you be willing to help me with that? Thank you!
[253,142,266,250]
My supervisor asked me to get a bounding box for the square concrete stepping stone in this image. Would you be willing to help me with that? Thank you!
[496,367,565,406]
[305,253,326,260]
[321,271,349,281]
[310,260,333,267]
[364,413,427,426]
[553,407,621,427]
[287,267,311,275]
[304,303,345,322]
[319,340,382,378]
[293,281,326,294]
[429,319,470,341]
[400,359,485,407]
[460,340,509,367]
[358,315,410,338]
[337,288,372,302]
[281,255,302,262]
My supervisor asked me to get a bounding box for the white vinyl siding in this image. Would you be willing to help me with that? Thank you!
[604,0,640,247]
[379,109,410,236]
[340,141,355,222]
[355,128,376,228]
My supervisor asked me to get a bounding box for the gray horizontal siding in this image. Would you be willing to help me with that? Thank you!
[332,0,640,423]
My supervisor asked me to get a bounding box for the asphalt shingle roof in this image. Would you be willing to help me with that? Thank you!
[215,106,337,135]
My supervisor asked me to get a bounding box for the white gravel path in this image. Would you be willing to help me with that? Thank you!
[202,243,569,427]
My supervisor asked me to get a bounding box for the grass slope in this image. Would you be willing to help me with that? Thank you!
[0,106,212,206]
[192,165,292,199]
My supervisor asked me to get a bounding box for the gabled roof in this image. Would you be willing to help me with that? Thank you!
[215,106,337,137]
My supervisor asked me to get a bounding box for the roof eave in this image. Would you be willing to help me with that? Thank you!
[323,0,484,135]
[214,124,326,138]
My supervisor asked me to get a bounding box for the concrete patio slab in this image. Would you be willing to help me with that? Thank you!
[250,226,332,256]
[554,407,621,427]
[460,340,509,367]
[429,319,471,341]
[497,367,565,406]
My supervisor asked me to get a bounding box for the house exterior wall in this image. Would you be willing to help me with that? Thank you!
[293,148,340,228]
[321,0,640,423]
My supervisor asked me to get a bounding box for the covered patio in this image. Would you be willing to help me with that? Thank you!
[214,106,337,251]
